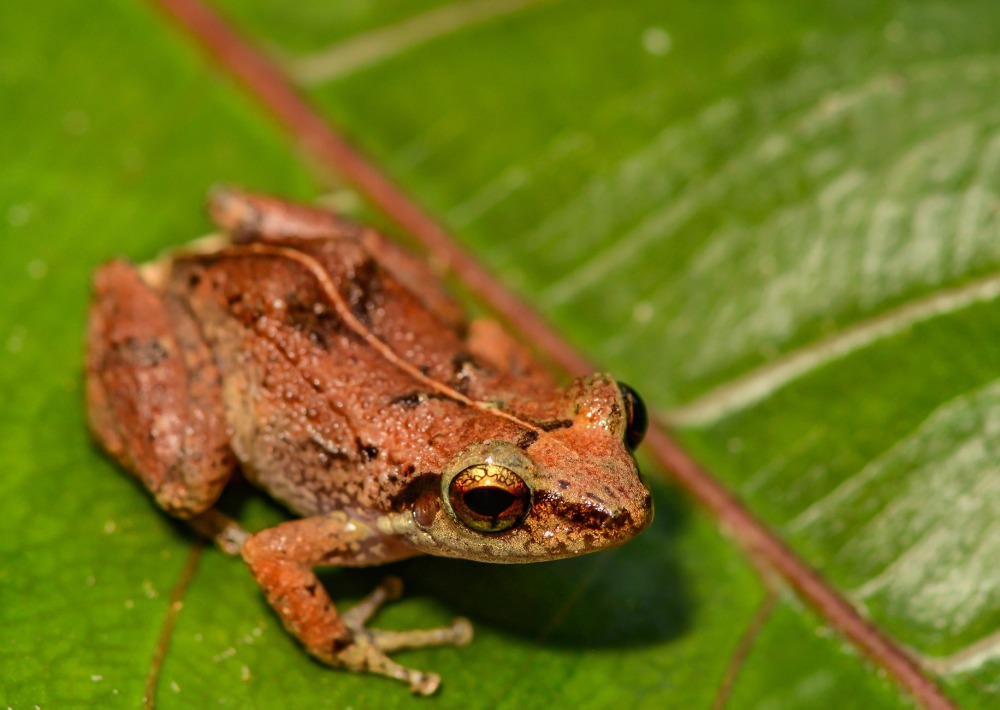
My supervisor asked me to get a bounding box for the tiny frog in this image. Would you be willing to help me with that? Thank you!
[86,189,653,694]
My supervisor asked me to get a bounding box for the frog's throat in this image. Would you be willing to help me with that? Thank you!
[225,242,546,436]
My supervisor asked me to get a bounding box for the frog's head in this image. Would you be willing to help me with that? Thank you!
[396,374,654,563]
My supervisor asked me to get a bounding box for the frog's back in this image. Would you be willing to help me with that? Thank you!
[166,237,487,517]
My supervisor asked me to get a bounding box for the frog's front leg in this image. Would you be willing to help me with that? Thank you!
[241,512,473,695]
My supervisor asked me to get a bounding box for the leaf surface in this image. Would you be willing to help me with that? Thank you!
[4,0,987,707]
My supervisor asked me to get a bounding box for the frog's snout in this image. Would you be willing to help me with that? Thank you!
[609,468,654,542]
[636,486,654,533]
[611,483,654,542]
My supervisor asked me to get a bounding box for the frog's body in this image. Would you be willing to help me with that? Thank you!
[85,190,652,694]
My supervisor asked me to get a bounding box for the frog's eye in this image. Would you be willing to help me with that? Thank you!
[448,463,530,533]
[618,382,648,450]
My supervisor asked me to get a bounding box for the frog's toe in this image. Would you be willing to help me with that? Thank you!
[338,577,474,694]
[343,576,472,649]
[411,672,441,696]
[367,616,474,653]
[336,635,442,695]
[341,575,403,628]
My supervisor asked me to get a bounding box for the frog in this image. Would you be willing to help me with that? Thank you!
[85,189,653,695]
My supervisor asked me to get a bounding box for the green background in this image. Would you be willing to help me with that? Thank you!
[4,0,999,706]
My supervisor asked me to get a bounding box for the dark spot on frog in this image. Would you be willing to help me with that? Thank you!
[227,205,263,243]
[357,439,379,461]
[389,471,441,510]
[557,479,571,490]
[537,419,573,432]
[188,272,202,288]
[390,392,424,408]
[450,353,482,393]
[120,336,169,367]
[451,353,477,374]
[303,438,350,470]
[516,430,539,450]
[390,391,453,408]
[285,296,347,350]
[534,490,633,533]
[345,256,381,327]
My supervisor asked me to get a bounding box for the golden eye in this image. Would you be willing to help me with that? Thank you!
[448,463,530,533]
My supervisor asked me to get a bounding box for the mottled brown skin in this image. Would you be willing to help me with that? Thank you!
[86,189,653,695]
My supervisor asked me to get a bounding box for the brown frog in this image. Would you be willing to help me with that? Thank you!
[85,189,653,694]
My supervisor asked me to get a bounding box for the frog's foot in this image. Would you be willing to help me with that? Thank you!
[338,576,474,696]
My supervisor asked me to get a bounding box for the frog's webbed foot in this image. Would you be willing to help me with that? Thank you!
[338,576,473,695]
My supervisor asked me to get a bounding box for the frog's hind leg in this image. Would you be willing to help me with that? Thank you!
[465,317,555,384]
[208,188,466,329]
[209,187,363,243]
[86,260,235,521]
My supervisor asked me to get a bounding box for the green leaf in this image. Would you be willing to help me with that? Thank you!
[220,0,1000,705]
[3,0,980,707]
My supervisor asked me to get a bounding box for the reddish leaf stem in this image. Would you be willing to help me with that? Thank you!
[145,542,204,709]
[147,1,957,707]
[152,0,591,377]
[712,583,778,710]
[645,428,954,709]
